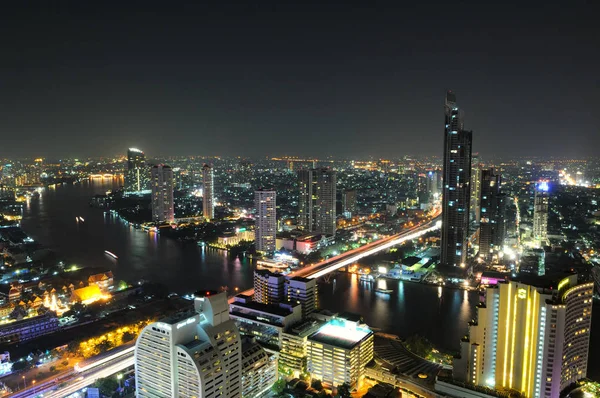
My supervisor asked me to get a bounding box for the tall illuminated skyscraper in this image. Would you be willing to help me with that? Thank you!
[125,148,150,192]
[478,168,504,258]
[135,291,242,397]
[470,154,482,224]
[255,190,276,253]
[297,168,337,236]
[151,164,174,223]
[533,181,549,244]
[440,91,473,268]
[453,276,593,398]
[202,164,214,220]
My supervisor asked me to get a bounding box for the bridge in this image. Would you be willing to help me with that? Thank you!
[233,210,442,301]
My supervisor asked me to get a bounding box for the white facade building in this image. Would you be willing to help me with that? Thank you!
[135,291,242,398]
[255,190,276,253]
[151,164,174,223]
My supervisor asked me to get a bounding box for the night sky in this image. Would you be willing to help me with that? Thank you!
[1,2,598,159]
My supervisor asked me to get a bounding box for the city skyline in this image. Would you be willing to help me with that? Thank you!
[1,2,598,159]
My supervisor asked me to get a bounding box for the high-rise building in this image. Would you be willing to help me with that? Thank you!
[533,181,550,244]
[298,168,337,236]
[453,276,593,398]
[441,91,473,268]
[253,270,286,305]
[135,291,242,398]
[478,169,505,258]
[426,171,439,200]
[280,319,324,377]
[285,276,318,318]
[470,154,482,224]
[255,190,276,253]
[151,164,174,223]
[202,164,214,220]
[125,148,150,192]
[241,337,277,398]
[307,317,374,388]
[342,189,357,216]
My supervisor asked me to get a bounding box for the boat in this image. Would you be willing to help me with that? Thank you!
[376,288,393,294]
[104,250,118,259]
[360,274,374,282]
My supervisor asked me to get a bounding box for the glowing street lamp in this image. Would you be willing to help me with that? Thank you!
[117,373,123,390]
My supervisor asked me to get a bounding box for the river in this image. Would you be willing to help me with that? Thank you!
[18,179,600,378]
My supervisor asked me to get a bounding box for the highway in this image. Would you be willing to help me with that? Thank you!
[233,209,442,301]
[9,347,134,398]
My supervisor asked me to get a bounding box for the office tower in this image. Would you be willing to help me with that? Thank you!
[342,189,357,216]
[202,164,214,220]
[125,148,150,192]
[297,168,337,236]
[151,164,174,223]
[241,337,278,398]
[426,171,439,200]
[453,276,593,398]
[135,291,242,398]
[285,276,318,318]
[441,91,473,268]
[533,181,549,244]
[253,270,286,305]
[478,169,504,258]
[470,154,482,224]
[307,317,374,388]
[255,190,276,253]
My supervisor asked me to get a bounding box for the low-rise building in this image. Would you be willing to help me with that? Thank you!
[279,319,324,377]
[0,313,59,344]
[307,317,374,388]
[230,295,302,350]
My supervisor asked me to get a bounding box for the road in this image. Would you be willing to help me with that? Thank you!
[8,349,134,398]
[232,209,442,302]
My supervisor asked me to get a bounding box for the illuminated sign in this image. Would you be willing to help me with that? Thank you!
[176,317,196,329]
[517,288,527,299]
[537,181,549,192]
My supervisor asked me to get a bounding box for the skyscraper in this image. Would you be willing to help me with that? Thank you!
[255,189,276,253]
[253,269,285,305]
[342,189,357,216]
[297,168,337,236]
[533,181,549,245]
[478,168,504,258]
[125,148,150,192]
[453,276,593,398]
[151,164,174,223]
[441,91,473,268]
[135,291,242,397]
[470,154,482,224]
[202,164,214,220]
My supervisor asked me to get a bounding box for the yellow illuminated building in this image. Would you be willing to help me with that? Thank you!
[454,276,593,398]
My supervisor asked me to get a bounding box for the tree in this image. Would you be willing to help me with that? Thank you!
[94,377,120,396]
[404,334,433,358]
[272,379,286,395]
[336,383,351,398]
[121,331,136,343]
[11,360,31,372]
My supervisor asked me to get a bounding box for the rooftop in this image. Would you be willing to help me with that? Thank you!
[309,318,372,350]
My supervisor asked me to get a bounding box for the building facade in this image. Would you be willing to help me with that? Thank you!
[441,91,473,268]
[453,276,593,398]
[241,337,278,398]
[470,154,482,224]
[125,148,150,192]
[342,189,357,216]
[478,169,505,259]
[533,181,550,244]
[135,291,242,398]
[253,270,286,305]
[202,164,214,220]
[285,276,318,318]
[255,190,276,253]
[307,317,374,388]
[298,168,337,236]
[151,164,174,223]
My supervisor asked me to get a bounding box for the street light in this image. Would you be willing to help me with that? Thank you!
[117,373,123,390]
[22,375,26,388]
